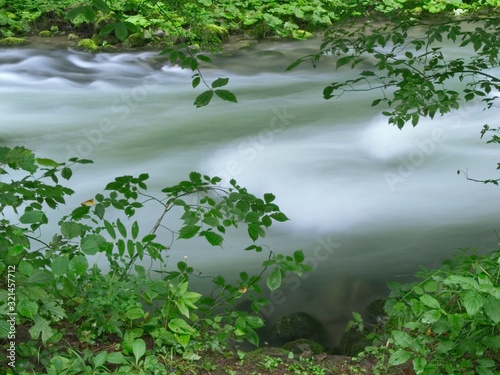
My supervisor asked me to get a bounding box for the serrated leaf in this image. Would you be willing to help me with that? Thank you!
[462,291,483,315]
[388,348,411,366]
[18,299,38,318]
[92,0,110,12]
[266,268,282,291]
[215,89,237,103]
[178,225,201,239]
[211,77,229,88]
[51,256,69,277]
[8,244,24,257]
[392,330,414,348]
[69,255,88,275]
[29,315,54,342]
[61,222,82,239]
[20,210,44,224]
[81,234,106,255]
[196,54,212,63]
[27,269,53,285]
[194,90,214,108]
[483,298,500,323]
[420,294,441,309]
[203,231,223,246]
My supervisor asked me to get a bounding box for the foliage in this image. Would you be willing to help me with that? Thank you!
[0,146,311,374]
[352,249,500,375]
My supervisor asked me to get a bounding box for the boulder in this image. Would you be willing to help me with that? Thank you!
[271,312,327,346]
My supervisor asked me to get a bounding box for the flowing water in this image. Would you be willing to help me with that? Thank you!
[1,38,499,346]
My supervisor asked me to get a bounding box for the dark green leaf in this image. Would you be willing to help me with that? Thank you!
[20,210,44,224]
[194,90,214,108]
[203,231,224,246]
[211,77,229,88]
[215,89,237,103]
[178,225,201,239]
[115,22,128,42]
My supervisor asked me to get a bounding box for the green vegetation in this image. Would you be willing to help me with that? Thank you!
[0,146,311,374]
[351,249,500,375]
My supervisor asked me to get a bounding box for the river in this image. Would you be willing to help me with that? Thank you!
[1,38,498,346]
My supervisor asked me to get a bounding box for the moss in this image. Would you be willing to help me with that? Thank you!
[67,33,80,42]
[292,29,313,39]
[39,30,52,37]
[77,38,99,53]
[123,32,146,48]
[0,37,29,46]
[204,24,229,43]
[282,339,326,355]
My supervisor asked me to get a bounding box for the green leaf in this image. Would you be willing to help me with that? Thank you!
[126,308,145,320]
[81,234,106,255]
[271,212,289,222]
[194,90,214,108]
[20,210,44,224]
[483,297,500,323]
[8,244,24,257]
[419,294,441,309]
[211,77,229,88]
[421,309,441,324]
[391,330,414,348]
[27,270,53,284]
[51,256,69,277]
[92,0,110,12]
[203,231,224,246]
[215,89,237,103]
[106,352,127,364]
[132,339,146,365]
[104,220,116,240]
[178,225,201,239]
[266,268,282,291]
[168,318,195,334]
[293,250,305,263]
[93,351,108,369]
[18,299,38,318]
[116,218,127,238]
[36,158,59,167]
[61,222,82,239]
[131,221,139,240]
[66,6,86,20]
[29,315,54,343]
[114,22,128,41]
[462,291,484,315]
[388,348,411,366]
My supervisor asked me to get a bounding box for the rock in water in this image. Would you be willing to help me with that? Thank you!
[272,312,327,346]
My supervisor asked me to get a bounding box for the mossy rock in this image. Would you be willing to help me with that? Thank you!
[0,37,29,46]
[338,327,371,356]
[67,33,80,42]
[39,30,52,37]
[282,339,325,355]
[366,298,387,325]
[124,33,146,48]
[292,29,313,40]
[204,24,229,43]
[77,38,99,53]
[272,312,327,345]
